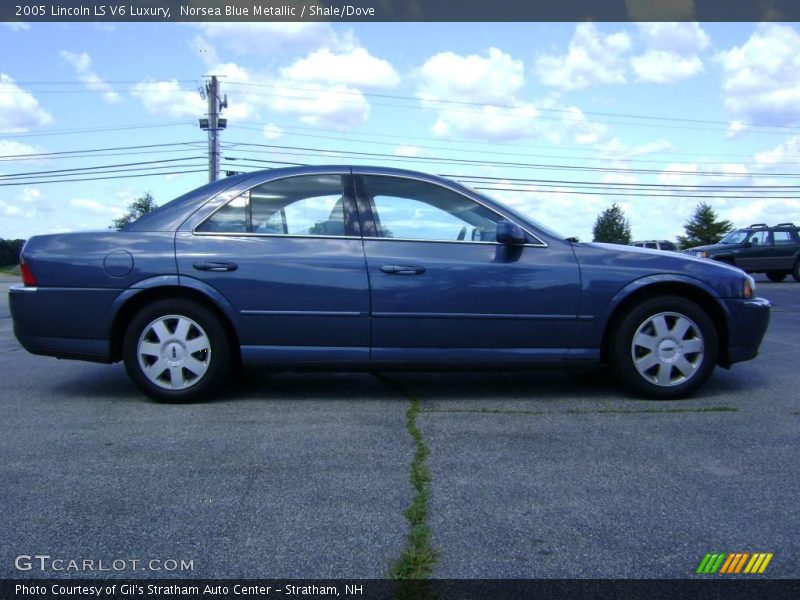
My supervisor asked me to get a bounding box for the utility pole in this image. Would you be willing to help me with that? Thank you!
[199,75,227,182]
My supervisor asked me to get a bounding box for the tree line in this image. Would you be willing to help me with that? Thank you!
[592,201,733,248]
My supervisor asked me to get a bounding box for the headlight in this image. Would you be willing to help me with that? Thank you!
[743,275,756,299]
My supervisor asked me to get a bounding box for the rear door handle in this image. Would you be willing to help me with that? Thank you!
[380,264,426,275]
[193,261,238,272]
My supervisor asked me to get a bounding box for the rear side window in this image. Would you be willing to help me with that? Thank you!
[644,242,658,249]
[197,175,348,236]
[773,231,793,245]
[660,241,677,251]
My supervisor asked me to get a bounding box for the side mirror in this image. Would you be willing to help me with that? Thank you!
[496,220,526,245]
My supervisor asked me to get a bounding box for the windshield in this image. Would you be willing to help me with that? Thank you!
[719,230,749,244]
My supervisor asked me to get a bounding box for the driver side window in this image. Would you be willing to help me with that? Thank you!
[361,175,503,242]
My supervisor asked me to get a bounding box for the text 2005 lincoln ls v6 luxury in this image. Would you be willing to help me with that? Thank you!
[10,166,770,402]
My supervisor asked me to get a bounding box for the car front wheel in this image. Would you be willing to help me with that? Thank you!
[610,296,718,400]
[123,299,232,403]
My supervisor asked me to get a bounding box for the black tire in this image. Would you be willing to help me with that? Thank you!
[793,260,800,283]
[610,296,718,400]
[766,272,787,283]
[123,299,232,403]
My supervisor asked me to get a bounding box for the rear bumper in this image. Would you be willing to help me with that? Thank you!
[9,285,114,363]
[721,296,771,366]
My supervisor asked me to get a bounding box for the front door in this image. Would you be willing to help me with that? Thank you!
[353,172,581,363]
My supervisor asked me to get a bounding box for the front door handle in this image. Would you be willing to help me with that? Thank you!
[380,264,426,275]
[193,261,238,272]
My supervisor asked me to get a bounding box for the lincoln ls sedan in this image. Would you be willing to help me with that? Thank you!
[10,166,770,402]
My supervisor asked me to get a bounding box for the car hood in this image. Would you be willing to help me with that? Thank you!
[587,242,746,276]
[685,242,742,253]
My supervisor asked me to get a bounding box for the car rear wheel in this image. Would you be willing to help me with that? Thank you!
[610,296,718,400]
[793,260,800,283]
[766,272,787,282]
[123,299,232,403]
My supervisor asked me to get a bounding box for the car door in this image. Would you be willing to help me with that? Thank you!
[352,171,581,363]
[770,229,799,269]
[175,171,370,362]
[737,229,772,271]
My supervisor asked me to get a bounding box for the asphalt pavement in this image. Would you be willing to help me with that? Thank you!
[0,274,797,579]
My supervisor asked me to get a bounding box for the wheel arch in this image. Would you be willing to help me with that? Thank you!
[600,280,731,368]
[108,279,240,364]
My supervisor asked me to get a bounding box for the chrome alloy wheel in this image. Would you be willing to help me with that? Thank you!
[137,315,211,390]
[630,311,705,387]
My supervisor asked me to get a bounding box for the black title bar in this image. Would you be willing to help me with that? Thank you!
[4,0,800,22]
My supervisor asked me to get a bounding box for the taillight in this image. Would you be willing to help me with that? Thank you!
[20,261,36,286]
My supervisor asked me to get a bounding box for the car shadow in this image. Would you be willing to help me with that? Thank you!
[46,361,767,406]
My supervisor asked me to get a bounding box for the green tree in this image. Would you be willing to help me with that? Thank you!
[592,203,632,244]
[678,202,733,248]
[0,238,25,267]
[112,193,157,230]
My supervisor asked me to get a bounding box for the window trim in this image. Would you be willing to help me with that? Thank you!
[353,172,548,248]
[192,173,359,239]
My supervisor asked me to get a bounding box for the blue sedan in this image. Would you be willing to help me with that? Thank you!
[10,166,770,402]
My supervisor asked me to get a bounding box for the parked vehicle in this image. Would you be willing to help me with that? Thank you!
[10,166,770,402]
[631,240,679,252]
[685,223,800,282]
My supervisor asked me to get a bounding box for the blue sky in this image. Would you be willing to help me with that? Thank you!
[2,21,800,242]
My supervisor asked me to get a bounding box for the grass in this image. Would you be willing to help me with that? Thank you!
[421,406,738,416]
[375,374,439,580]
[0,264,20,276]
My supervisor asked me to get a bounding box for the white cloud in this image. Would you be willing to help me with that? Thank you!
[632,23,709,83]
[727,120,747,139]
[0,140,43,162]
[535,23,631,91]
[416,47,524,104]
[631,51,704,84]
[394,145,422,157]
[269,83,369,129]
[637,22,710,55]
[719,24,800,125]
[60,51,120,104]
[69,198,124,216]
[754,134,800,170]
[131,80,206,118]
[263,124,284,140]
[4,22,31,32]
[0,74,53,132]
[281,48,400,88]
[191,22,355,57]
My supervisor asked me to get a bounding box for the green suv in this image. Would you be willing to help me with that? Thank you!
[686,222,800,282]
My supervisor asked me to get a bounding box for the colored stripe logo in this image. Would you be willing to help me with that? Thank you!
[696,552,773,574]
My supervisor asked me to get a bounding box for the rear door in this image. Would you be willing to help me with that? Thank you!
[175,171,370,362]
[353,171,581,363]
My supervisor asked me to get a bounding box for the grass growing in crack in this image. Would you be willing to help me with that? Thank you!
[377,374,439,579]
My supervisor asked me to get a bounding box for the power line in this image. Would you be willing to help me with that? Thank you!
[223,141,800,179]
[0,157,206,180]
[0,121,193,139]
[225,81,800,134]
[0,141,205,161]
[0,170,207,187]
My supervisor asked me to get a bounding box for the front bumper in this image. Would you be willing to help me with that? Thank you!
[720,296,771,366]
